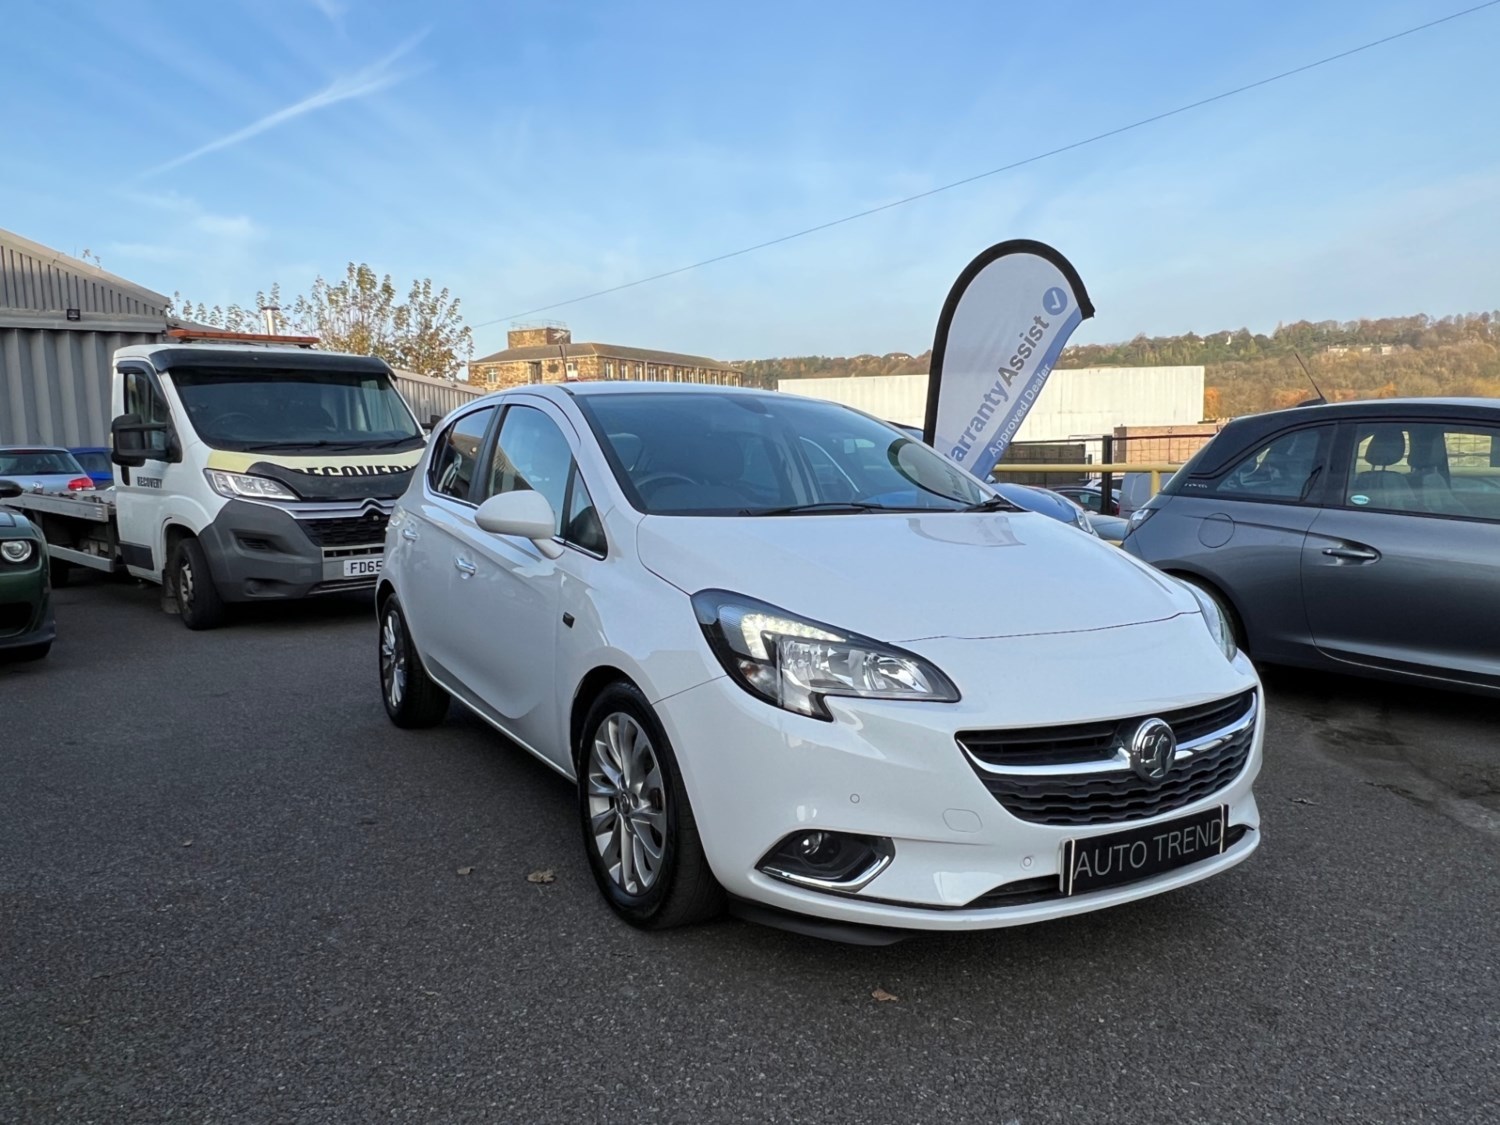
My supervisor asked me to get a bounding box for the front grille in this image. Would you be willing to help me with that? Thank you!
[960,692,1257,827]
[959,690,1254,768]
[300,513,388,549]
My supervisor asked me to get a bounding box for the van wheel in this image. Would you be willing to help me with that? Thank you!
[48,560,71,588]
[171,537,226,630]
[577,682,724,930]
[379,596,449,727]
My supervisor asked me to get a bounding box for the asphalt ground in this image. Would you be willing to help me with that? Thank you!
[3,573,1498,1124]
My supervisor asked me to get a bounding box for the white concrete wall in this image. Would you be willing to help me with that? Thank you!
[779,366,1205,440]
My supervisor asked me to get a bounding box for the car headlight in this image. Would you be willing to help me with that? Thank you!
[1,539,34,564]
[1180,581,1237,663]
[204,469,299,501]
[691,590,960,720]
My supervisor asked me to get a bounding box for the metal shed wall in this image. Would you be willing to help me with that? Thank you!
[1,327,161,446]
[393,369,485,424]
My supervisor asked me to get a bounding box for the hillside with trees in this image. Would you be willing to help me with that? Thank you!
[743,312,1500,417]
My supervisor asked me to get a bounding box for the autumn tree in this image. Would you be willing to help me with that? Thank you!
[171,266,474,381]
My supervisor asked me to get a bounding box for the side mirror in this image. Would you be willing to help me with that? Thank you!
[111,413,176,467]
[475,491,564,558]
[0,479,21,500]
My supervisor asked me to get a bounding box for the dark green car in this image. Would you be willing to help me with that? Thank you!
[0,480,55,661]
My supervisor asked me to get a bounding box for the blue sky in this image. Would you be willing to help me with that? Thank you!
[3,0,1498,362]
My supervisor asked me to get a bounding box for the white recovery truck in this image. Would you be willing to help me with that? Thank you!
[7,330,426,629]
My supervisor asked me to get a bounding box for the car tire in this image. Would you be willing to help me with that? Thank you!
[378,595,449,728]
[1178,575,1247,654]
[577,682,724,930]
[170,536,227,631]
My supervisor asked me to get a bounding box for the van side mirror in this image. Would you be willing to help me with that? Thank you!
[111,413,178,467]
[475,491,564,558]
[0,479,21,500]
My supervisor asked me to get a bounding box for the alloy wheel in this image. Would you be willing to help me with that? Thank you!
[586,712,668,894]
[380,609,406,710]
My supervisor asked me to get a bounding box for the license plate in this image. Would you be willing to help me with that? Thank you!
[343,557,383,578]
[1063,805,1227,896]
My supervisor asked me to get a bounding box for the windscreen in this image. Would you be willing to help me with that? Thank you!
[168,367,423,453]
[0,450,84,475]
[576,392,993,515]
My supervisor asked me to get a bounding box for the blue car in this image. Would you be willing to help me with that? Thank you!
[68,446,114,489]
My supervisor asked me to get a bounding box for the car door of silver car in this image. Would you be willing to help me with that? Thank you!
[1157,425,1333,661]
[1301,418,1500,689]
[455,399,599,766]
[406,405,499,686]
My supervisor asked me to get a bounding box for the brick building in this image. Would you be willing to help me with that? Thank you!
[469,324,745,390]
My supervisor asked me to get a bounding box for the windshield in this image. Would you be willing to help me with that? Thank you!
[576,392,993,515]
[169,367,423,453]
[0,450,84,476]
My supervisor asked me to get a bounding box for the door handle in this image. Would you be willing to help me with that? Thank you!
[400,526,418,542]
[1322,546,1380,562]
[454,556,477,577]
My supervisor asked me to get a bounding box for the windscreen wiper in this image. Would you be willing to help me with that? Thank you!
[962,495,1022,512]
[743,501,894,516]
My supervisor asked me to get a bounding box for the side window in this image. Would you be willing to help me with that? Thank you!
[122,369,172,454]
[1350,421,1500,520]
[428,407,496,502]
[562,466,607,555]
[1209,427,1329,501]
[484,406,573,534]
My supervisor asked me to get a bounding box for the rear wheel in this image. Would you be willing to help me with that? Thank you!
[378,596,449,728]
[578,682,723,930]
[48,559,71,588]
[171,536,226,631]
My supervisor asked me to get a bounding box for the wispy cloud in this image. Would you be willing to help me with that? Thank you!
[139,30,427,179]
[308,0,348,22]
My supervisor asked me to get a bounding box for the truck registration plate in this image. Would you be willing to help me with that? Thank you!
[343,557,383,578]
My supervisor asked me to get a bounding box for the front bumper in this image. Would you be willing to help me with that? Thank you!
[0,557,54,651]
[199,499,390,603]
[655,618,1263,932]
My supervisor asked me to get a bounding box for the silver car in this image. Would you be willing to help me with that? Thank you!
[0,446,94,495]
[1123,398,1500,696]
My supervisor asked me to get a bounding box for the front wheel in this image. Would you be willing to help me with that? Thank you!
[378,596,449,728]
[171,536,226,630]
[577,682,723,930]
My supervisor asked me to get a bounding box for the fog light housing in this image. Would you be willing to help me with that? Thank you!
[758,830,894,893]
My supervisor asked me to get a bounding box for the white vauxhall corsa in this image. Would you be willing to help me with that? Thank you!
[377,384,1263,938]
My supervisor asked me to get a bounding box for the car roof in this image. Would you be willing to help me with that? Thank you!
[0,445,71,454]
[1192,396,1500,476]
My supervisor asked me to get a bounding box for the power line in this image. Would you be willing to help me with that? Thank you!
[477,1,1499,328]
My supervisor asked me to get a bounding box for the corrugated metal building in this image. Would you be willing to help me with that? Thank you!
[1,227,482,444]
[393,367,485,425]
[1,227,170,446]
[778,366,1206,440]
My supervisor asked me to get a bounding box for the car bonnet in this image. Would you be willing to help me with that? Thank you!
[635,509,1196,642]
